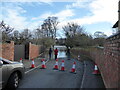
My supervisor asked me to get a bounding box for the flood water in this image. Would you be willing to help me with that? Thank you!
[57,51,66,58]
[54,45,67,58]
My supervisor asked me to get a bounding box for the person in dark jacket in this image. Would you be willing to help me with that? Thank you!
[49,48,52,60]
[67,47,71,60]
[54,48,58,60]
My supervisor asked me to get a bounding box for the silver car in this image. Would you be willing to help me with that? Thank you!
[0,57,25,89]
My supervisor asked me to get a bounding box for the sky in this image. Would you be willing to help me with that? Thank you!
[0,0,119,38]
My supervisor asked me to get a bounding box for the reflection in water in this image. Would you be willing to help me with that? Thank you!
[53,45,67,58]
[57,51,67,58]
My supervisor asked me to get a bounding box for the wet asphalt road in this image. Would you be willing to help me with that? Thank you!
[17,58,105,89]
[18,58,83,88]
[81,60,105,88]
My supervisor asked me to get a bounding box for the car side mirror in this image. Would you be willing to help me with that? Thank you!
[0,61,3,66]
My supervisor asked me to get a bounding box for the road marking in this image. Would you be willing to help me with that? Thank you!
[25,59,49,74]
[80,61,87,88]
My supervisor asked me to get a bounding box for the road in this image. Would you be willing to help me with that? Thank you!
[18,58,83,88]
[17,46,105,89]
[17,59,105,88]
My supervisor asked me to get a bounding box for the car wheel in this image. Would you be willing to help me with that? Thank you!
[6,72,20,89]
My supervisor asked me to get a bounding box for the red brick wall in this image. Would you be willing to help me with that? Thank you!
[89,33,120,88]
[29,43,40,59]
[103,33,120,88]
[0,41,14,61]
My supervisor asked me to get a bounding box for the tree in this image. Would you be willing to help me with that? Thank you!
[93,31,107,46]
[12,30,20,44]
[63,22,84,38]
[32,16,59,47]
[35,26,47,38]
[0,21,14,42]
[94,31,107,38]
[13,30,19,38]
[18,29,32,44]
[63,22,88,47]
[32,26,46,45]
[42,16,59,39]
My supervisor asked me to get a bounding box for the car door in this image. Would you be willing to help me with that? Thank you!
[0,60,8,89]
[0,62,2,89]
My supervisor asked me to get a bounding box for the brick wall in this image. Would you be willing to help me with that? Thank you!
[29,43,40,59]
[104,33,120,88]
[0,42,41,61]
[89,33,120,88]
[0,41,14,61]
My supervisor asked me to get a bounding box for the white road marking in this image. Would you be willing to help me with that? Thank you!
[25,59,49,74]
[80,61,87,88]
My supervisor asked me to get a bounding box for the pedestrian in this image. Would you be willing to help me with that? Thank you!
[54,48,58,60]
[49,47,52,60]
[67,47,71,60]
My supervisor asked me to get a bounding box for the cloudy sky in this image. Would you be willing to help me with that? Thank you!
[0,0,118,38]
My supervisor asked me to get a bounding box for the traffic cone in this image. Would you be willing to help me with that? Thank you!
[70,62,76,74]
[41,59,46,69]
[53,59,59,70]
[92,64,100,75]
[20,58,22,63]
[31,59,35,68]
[78,55,80,61]
[60,60,65,71]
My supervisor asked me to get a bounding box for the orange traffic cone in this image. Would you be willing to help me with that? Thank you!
[53,59,59,70]
[70,62,76,74]
[92,64,100,75]
[78,55,80,61]
[20,58,22,63]
[31,59,35,68]
[60,60,65,71]
[41,59,46,69]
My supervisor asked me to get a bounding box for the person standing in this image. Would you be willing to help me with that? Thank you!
[49,48,52,60]
[67,47,71,60]
[54,48,58,60]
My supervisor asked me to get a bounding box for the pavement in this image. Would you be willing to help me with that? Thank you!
[21,52,53,73]
[22,57,46,72]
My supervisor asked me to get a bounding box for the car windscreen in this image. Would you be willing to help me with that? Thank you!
[0,57,12,64]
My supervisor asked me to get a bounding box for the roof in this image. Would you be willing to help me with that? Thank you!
[112,21,118,28]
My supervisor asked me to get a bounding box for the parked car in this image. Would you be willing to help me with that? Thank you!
[0,57,25,89]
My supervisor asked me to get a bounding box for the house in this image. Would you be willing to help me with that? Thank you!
[112,1,120,33]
